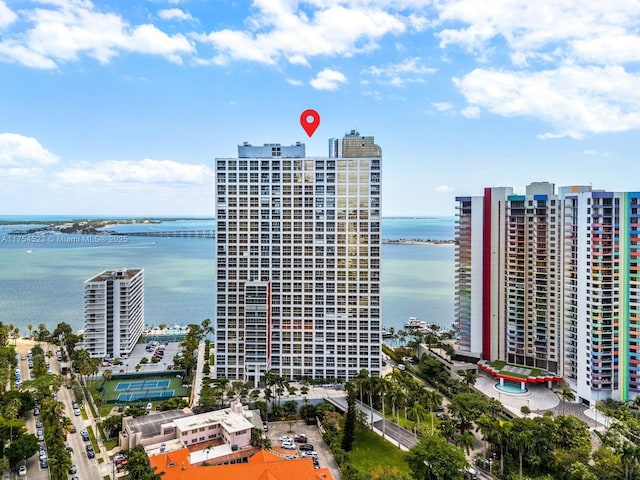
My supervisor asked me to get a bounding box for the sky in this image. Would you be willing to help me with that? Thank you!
[1,0,639,217]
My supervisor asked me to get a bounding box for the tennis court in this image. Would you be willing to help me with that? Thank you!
[98,374,189,404]
[115,379,171,391]
[116,390,175,402]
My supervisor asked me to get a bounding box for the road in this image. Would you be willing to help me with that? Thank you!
[15,340,102,480]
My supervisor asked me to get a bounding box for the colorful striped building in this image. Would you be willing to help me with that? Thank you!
[455,183,640,405]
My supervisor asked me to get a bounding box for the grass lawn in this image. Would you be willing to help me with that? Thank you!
[486,360,543,378]
[349,426,411,477]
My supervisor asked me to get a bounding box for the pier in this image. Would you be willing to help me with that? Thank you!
[112,230,215,238]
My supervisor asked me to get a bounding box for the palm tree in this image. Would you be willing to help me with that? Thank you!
[559,385,575,415]
[424,389,442,435]
[462,369,477,389]
[355,369,370,406]
[275,375,289,407]
[4,398,21,441]
[509,420,533,480]
[475,413,496,459]
[48,448,72,480]
[397,329,408,348]
[488,397,503,418]
[27,323,33,339]
[407,401,428,438]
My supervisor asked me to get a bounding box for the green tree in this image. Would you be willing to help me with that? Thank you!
[592,445,624,480]
[341,383,357,451]
[125,444,163,480]
[6,433,38,468]
[565,462,597,480]
[3,397,21,441]
[407,433,467,480]
[408,401,428,438]
[448,392,488,436]
[48,447,72,480]
[103,414,125,438]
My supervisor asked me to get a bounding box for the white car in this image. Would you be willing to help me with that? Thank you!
[279,436,292,443]
[18,465,26,477]
[74,408,81,416]
[281,441,296,450]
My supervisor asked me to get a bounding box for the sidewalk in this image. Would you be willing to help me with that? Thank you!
[474,373,559,417]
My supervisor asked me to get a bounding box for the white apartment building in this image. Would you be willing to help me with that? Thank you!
[83,268,144,359]
[215,131,382,387]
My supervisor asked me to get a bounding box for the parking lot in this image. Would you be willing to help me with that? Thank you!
[265,420,341,480]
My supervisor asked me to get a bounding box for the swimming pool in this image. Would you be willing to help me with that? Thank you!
[495,381,529,395]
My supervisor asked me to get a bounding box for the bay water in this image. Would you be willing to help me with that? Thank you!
[0,217,455,336]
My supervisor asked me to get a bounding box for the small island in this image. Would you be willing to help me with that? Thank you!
[382,238,455,246]
[4,218,212,235]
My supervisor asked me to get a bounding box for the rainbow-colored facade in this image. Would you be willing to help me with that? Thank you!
[456,183,640,405]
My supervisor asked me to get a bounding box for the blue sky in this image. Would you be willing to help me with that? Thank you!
[1,0,639,217]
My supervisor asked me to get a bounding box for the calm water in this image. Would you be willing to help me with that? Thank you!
[0,217,455,335]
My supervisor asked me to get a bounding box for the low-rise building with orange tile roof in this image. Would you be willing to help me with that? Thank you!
[149,448,335,480]
[121,402,263,465]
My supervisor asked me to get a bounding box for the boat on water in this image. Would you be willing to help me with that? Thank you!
[381,329,394,339]
[405,316,429,330]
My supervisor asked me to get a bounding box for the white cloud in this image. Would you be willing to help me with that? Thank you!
[582,149,597,156]
[158,8,192,21]
[454,65,640,138]
[434,0,640,66]
[432,102,452,111]
[362,57,436,87]
[460,105,480,118]
[310,68,347,91]
[435,0,640,136]
[199,1,406,66]
[57,159,214,186]
[436,185,454,193]
[0,0,194,68]
[0,0,17,28]
[286,78,304,86]
[0,133,59,167]
[127,25,192,64]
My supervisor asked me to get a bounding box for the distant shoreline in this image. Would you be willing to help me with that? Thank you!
[382,238,455,246]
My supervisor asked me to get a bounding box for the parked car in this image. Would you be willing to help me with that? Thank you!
[39,458,48,469]
[294,434,307,443]
[279,436,292,443]
[69,465,77,474]
[299,443,314,451]
[18,466,26,477]
[74,408,81,416]
[86,445,95,458]
[281,441,296,450]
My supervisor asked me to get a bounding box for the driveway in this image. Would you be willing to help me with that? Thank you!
[265,420,341,480]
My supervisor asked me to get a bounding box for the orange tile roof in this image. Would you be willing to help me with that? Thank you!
[150,448,335,480]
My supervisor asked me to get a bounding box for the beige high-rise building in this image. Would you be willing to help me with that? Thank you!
[215,131,382,387]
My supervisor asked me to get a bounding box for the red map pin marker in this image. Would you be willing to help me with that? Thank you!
[300,109,320,137]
